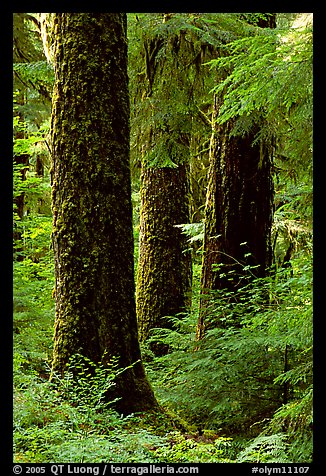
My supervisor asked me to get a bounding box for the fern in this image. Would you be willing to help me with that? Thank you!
[146,251,312,454]
[237,433,290,463]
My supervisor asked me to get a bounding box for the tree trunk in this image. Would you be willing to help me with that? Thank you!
[197,96,274,339]
[134,17,194,350]
[50,13,158,413]
[136,163,192,346]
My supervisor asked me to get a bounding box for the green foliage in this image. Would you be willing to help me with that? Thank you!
[13,113,50,156]
[13,12,313,464]
[265,363,313,463]
[14,362,165,463]
[206,14,313,176]
[14,342,238,463]
[13,12,53,108]
[154,431,233,463]
[13,100,52,259]
[174,222,204,249]
[128,13,247,171]
[13,60,54,89]
[237,433,290,463]
[145,251,313,462]
[52,353,120,409]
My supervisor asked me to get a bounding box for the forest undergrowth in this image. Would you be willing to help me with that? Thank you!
[13,214,313,463]
[13,12,313,464]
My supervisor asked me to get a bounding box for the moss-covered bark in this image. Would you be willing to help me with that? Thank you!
[133,17,194,347]
[50,13,158,413]
[136,164,192,343]
[197,98,274,338]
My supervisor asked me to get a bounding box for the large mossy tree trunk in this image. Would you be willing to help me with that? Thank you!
[196,97,274,339]
[136,163,192,345]
[50,13,158,413]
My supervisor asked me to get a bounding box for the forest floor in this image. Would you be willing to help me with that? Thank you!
[13,265,239,464]
[13,255,313,464]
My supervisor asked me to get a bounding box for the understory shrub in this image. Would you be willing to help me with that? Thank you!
[145,253,313,462]
[13,354,238,463]
[14,355,166,463]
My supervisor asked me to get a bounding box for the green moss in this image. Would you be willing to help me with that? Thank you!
[50,13,158,412]
[136,165,192,342]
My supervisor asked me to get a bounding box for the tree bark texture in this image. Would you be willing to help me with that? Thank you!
[197,97,274,338]
[136,164,192,343]
[50,13,157,413]
[134,18,194,347]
